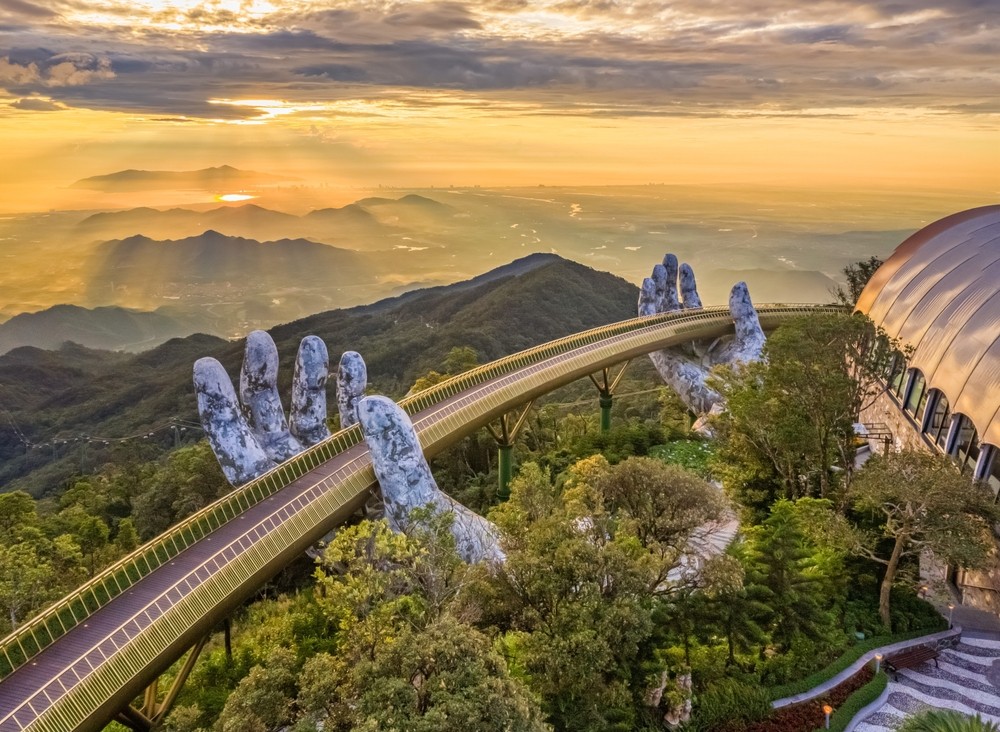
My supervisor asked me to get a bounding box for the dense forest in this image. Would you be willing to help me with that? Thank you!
[2,260,987,731]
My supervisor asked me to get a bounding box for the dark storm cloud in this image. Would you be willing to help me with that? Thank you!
[0,0,996,119]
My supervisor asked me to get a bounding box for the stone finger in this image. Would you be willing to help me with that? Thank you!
[290,336,330,447]
[638,277,658,316]
[662,254,681,310]
[651,264,668,312]
[194,357,275,485]
[720,282,766,364]
[337,351,367,428]
[239,330,302,461]
[680,263,703,309]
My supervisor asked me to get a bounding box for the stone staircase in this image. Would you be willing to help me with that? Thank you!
[666,509,740,583]
[857,636,1000,731]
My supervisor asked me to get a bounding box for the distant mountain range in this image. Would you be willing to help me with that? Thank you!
[0,255,638,495]
[74,196,451,245]
[71,165,293,192]
[96,230,373,286]
[0,305,204,355]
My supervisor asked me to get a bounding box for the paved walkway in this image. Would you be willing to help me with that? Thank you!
[857,635,1000,731]
[666,508,740,583]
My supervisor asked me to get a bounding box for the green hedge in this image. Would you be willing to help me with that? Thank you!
[818,671,889,732]
[768,629,935,701]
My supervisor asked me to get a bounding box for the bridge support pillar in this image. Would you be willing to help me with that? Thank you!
[589,361,630,433]
[485,400,535,501]
[118,633,210,730]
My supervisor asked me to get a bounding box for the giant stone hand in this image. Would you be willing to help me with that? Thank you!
[193,331,503,563]
[639,254,765,415]
[194,331,331,485]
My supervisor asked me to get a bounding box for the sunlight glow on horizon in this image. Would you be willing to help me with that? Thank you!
[217,194,256,202]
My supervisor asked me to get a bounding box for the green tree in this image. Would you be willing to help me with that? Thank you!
[162,705,207,732]
[485,459,658,731]
[0,542,56,629]
[348,615,547,732]
[700,552,773,666]
[215,647,297,732]
[57,505,109,576]
[132,442,228,538]
[409,346,480,394]
[442,345,479,375]
[834,256,883,307]
[711,313,891,504]
[748,500,833,648]
[597,456,725,588]
[848,451,999,629]
[115,517,140,553]
[0,491,38,538]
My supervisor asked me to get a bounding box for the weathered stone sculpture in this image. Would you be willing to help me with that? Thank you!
[357,396,505,563]
[194,330,504,563]
[336,351,366,428]
[194,331,331,485]
[639,254,765,415]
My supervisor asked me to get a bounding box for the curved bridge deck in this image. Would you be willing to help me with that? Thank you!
[0,305,843,732]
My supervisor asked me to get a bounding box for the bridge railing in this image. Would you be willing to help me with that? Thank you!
[0,304,841,681]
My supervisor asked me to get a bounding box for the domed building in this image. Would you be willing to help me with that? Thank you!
[856,204,1000,611]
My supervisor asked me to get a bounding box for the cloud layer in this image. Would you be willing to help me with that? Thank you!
[0,0,997,121]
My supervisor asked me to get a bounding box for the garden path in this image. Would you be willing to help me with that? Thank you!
[856,635,1000,731]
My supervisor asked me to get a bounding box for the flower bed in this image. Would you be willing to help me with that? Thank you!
[720,666,874,732]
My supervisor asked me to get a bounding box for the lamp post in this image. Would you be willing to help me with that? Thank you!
[948,603,955,628]
[874,653,883,674]
[823,704,833,729]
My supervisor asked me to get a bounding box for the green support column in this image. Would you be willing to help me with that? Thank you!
[589,360,630,433]
[599,393,614,432]
[498,444,514,501]
[486,401,535,501]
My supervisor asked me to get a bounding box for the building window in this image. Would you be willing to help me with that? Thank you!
[955,415,981,475]
[904,371,926,416]
[986,447,1000,500]
[888,354,907,397]
[925,392,952,450]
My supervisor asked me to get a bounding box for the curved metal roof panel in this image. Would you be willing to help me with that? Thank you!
[856,205,1000,446]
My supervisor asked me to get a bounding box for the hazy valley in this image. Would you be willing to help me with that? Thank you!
[0,171,992,353]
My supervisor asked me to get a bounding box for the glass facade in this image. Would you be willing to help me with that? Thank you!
[904,371,926,416]
[987,447,1000,498]
[925,392,952,450]
[955,415,981,475]
[888,354,907,397]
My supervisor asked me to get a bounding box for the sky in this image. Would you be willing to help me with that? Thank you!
[0,0,997,212]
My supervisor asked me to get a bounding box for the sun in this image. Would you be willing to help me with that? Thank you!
[217,194,256,202]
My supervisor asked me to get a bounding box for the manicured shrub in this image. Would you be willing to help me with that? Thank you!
[690,679,772,732]
[823,671,887,732]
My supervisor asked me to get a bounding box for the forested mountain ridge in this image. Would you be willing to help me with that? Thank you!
[0,305,203,355]
[0,256,638,497]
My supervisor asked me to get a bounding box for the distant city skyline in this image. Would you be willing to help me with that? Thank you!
[0,0,997,212]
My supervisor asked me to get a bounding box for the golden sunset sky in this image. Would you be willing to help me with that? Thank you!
[1,0,997,212]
